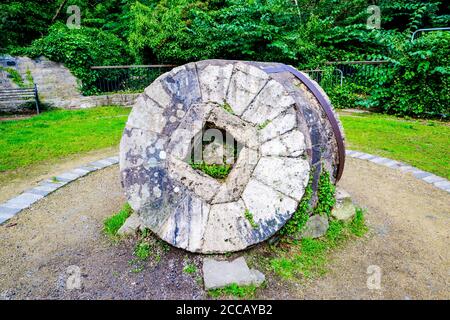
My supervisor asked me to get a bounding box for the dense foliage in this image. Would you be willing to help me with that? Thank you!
[17,23,131,95]
[362,32,449,117]
[1,0,448,117]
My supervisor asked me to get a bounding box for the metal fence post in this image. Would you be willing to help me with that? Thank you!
[34,83,40,114]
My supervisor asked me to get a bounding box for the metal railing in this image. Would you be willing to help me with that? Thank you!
[91,61,392,96]
[411,27,450,41]
[302,69,343,89]
[325,60,393,88]
[90,65,175,94]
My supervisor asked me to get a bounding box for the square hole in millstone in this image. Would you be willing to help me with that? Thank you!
[187,122,243,180]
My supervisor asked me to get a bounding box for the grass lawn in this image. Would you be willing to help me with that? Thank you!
[0,106,130,172]
[1,107,448,182]
[339,112,450,179]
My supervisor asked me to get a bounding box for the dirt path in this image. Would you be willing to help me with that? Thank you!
[0,166,204,300]
[0,146,118,203]
[0,158,448,299]
[301,157,450,299]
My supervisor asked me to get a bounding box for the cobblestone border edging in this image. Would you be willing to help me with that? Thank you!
[346,150,450,193]
[0,156,119,224]
[1,151,448,225]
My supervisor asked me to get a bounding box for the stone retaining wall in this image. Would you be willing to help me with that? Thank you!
[0,55,138,112]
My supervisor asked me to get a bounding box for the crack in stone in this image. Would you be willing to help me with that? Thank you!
[239,78,270,117]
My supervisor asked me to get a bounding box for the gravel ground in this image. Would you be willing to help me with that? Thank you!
[0,146,118,203]
[0,158,448,299]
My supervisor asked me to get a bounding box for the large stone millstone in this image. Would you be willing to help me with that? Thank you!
[120,60,344,253]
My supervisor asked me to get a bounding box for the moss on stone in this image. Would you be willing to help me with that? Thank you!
[244,209,259,229]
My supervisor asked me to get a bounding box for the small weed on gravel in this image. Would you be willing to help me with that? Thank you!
[103,203,132,237]
[134,241,151,260]
[208,283,260,299]
[183,263,197,274]
[129,229,171,272]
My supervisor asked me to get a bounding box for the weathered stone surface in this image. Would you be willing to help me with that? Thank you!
[197,61,234,104]
[202,200,249,253]
[117,213,145,236]
[212,147,259,204]
[242,79,295,125]
[127,95,167,133]
[331,187,356,221]
[120,127,167,170]
[207,105,259,150]
[159,193,210,252]
[226,62,269,115]
[203,141,234,165]
[260,130,305,157]
[302,215,329,239]
[253,157,310,201]
[120,60,343,253]
[241,179,297,241]
[258,107,297,143]
[167,155,221,203]
[166,103,213,160]
[203,257,265,290]
[144,78,172,109]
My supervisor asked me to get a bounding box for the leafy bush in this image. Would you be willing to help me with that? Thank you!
[0,0,57,52]
[128,0,304,64]
[314,170,336,217]
[279,177,312,237]
[361,32,450,118]
[2,0,448,118]
[328,83,370,109]
[17,23,131,95]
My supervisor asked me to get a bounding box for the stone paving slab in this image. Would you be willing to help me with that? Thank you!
[5,193,44,208]
[346,149,450,193]
[0,206,21,217]
[384,160,401,168]
[358,153,376,160]
[71,168,90,175]
[413,171,432,179]
[0,155,120,225]
[77,165,98,173]
[0,212,17,224]
[26,188,53,197]
[89,161,110,169]
[434,180,450,189]
[423,175,446,184]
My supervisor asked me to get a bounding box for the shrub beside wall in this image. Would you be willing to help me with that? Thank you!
[330,32,449,119]
[16,23,131,96]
